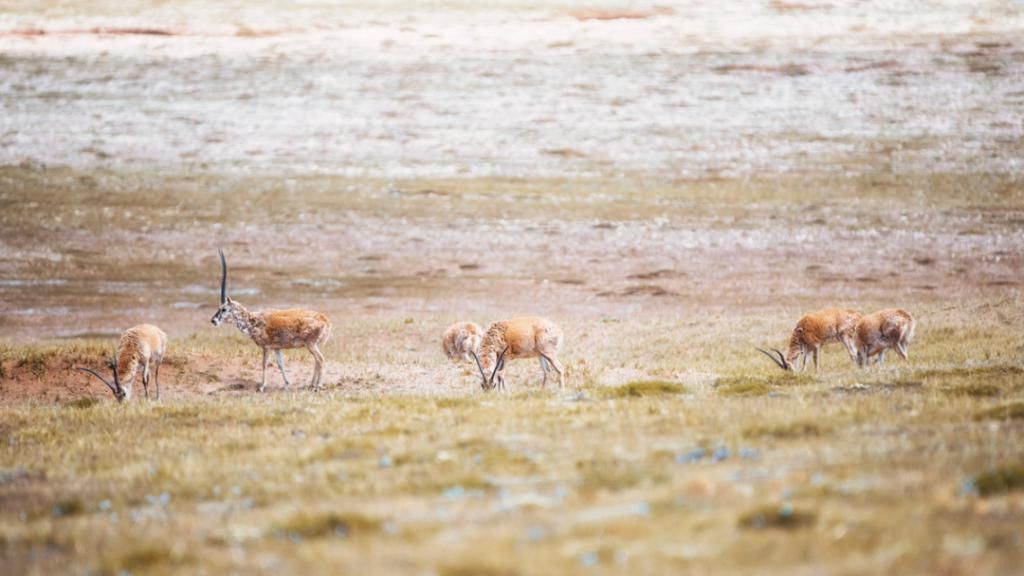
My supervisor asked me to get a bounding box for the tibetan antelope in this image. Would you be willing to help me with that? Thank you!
[758,307,861,372]
[442,321,484,364]
[854,308,916,368]
[77,323,167,401]
[476,316,565,391]
[210,250,332,391]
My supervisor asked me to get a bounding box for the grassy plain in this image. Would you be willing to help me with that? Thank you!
[2,1,1024,573]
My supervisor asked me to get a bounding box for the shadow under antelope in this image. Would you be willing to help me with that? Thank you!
[209,250,332,391]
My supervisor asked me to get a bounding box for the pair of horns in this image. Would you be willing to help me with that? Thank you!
[77,358,124,400]
[756,347,790,371]
[471,347,508,390]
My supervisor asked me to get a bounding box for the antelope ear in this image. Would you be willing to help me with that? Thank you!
[225,296,233,304]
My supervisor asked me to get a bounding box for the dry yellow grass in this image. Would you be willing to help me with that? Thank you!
[2,303,1023,574]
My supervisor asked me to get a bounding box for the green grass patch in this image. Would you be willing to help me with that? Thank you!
[598,380,687,398]
[975,465,1024,497]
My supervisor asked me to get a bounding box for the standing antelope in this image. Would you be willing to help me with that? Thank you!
[475,316,565,391]
[442,321,484,364]
[758,307,861,372]
[854,308,916,368]
[77,323,167,401]
[210,250,332,391]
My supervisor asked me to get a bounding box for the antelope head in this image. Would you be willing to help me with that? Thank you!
[210,249,235,326]
[756,347,791,371]
[474,346,508,391]
[77,357,128,402]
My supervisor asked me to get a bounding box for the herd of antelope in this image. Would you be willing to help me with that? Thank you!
[757,306,916,373]
[78,251,914,402]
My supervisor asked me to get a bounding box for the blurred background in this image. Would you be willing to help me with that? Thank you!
[0,1,1021,338]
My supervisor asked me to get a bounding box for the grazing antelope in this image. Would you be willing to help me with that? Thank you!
[442,321,484,364]
[854,308,916,368]
[210,250,332,391]
[758,307,861,372]
[475,316,565,391]
[77,323,167,401]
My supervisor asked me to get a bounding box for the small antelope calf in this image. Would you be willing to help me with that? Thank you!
[78,323,167,401]
[442,322,484,364]
[210,250,332,391]
[854,308,916,368]
[476,316,565,391]
[759,307,861,372]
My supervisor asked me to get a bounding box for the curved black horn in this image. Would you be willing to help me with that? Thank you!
[773,348,790,370]
[470,350,487,383]
[218,248,228,303]
[489,346,508,387]
[110,356,122,388]
[756,347,789,371]
[77,367,118,396]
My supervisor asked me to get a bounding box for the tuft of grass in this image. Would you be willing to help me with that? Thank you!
[276,511,380,540]
[66,397,100,409]
[716,378,770,397]
[15,350,48,378]
[974,465,1024,497]
[599,380,686,398]
[744,420,827,439]
[441,563,519,576]
[917,365,1024,381]
[156,405,204,424]
[435,397,474,409]
[51,498,85,518]
[100,543,183,575]
[974,402,1024,421]
[738,504,816,530]
[942,382,1001,398]
[577,459,651,494]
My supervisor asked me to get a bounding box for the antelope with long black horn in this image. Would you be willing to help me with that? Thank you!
[758,307,862,373]
[76,323,167,401]
[476,317,565,392]
[77,358,127,402]
[210,250,332,391]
